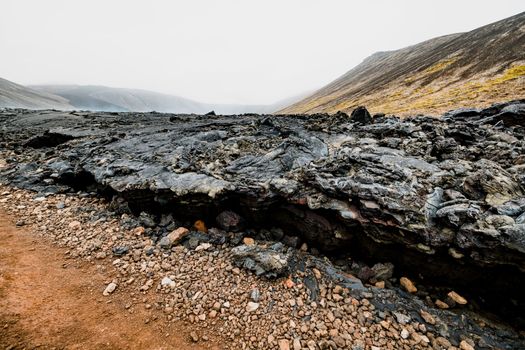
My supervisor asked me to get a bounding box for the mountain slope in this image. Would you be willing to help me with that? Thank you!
[0,78,73,110]
[281,12,525,116]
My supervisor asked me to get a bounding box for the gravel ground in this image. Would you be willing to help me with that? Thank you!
[0,184,514,350]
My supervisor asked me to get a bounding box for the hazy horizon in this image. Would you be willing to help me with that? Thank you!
[1,1,523,105]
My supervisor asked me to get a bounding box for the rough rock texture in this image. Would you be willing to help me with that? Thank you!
[1,101,525,328]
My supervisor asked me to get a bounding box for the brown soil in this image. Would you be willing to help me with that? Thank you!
[0,211,209,350]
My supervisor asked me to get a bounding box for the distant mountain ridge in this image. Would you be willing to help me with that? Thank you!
[30,84,310,114]
[0,78,73,110]
[280,12,525,116]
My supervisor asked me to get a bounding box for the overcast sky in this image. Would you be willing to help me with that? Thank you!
[0,1,523,105]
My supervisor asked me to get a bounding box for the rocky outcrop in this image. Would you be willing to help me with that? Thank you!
[1,101,524,328]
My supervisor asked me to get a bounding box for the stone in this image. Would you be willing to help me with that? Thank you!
[112,246,129,256]
[419,309,436,325]
[333,285,344,294]
[216,210,244,232]
[103,282,117,296]
[190,331,199,342]
[243,237,255,246]
[161,276,175,288]
[250,288,261,302]
[400,277,417,293]
[278,339,290,350]
[350,106,372,124]
[137,212,155,227]
[393,312,411,324]
[231,243,290,278]
[448,291,467,305]
[435,299,449,309]
[246,302,259,312]
[194,242,212,251]
[460,340,475,350]
[193,220,207,233]
[159,227,189,249]
[400,328,410,339]
[68,220,81,229]
[374,281,385,288]
[132,226,145,235]
[293,338,302,350]
[371,262,394,281]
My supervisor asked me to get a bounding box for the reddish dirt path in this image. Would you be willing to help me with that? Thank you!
[0,212,206,350]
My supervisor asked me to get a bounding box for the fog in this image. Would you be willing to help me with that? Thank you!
[0,0,523,105]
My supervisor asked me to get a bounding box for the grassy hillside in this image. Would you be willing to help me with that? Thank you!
[281,12,525,116]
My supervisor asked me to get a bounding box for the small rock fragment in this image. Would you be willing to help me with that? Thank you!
[278,339,290,350]
[103,282,117,296]
[448,291,467,305]
[400,277,417,293]
[435,299,449,309]
[68,220,81,229]
[193,220,207,233]
[246,301,259,312]
[460,340,475,350]
[190,331,199,342]
[400,328,410,339]
[419,309,436,325]
[243,237,255,245]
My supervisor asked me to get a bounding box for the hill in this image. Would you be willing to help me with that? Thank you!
[0,78,73,110]
[280,12,525,116]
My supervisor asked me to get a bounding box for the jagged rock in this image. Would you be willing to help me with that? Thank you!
[350,106,372,124]
[1,100,525,326]
[231,242,290,278]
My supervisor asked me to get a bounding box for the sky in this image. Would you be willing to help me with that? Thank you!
[0,1,523,105]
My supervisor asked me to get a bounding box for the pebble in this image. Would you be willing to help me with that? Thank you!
[193,220,207,233]
[250,288,261,302]
[103,282,117,296]
[374,281,385,288]
[400,328,410,339]
[68,220,81,229]
[419,309,436,325]
[190,331,199,342]
[161,276,175,288]
[435,299,449,309]
[399,277,417,293]
[278,339,290,350]
[246,302,259,312]
[448,291,468,305]
[195,242,212,251]
[460,340,475,350]
[243,237,255,245]
[393,311,411,324]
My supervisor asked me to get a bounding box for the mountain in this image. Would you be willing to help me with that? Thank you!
[0,77,73,110]
[280,12,525,116]
[30,85,213,114]
[31,85,309,114]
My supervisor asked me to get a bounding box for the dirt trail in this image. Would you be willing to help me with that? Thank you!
[0,212,206,350]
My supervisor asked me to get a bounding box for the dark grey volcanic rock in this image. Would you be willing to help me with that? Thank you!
[1,102,525,331]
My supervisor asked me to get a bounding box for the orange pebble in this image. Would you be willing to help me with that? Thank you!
[193,220,208,233]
